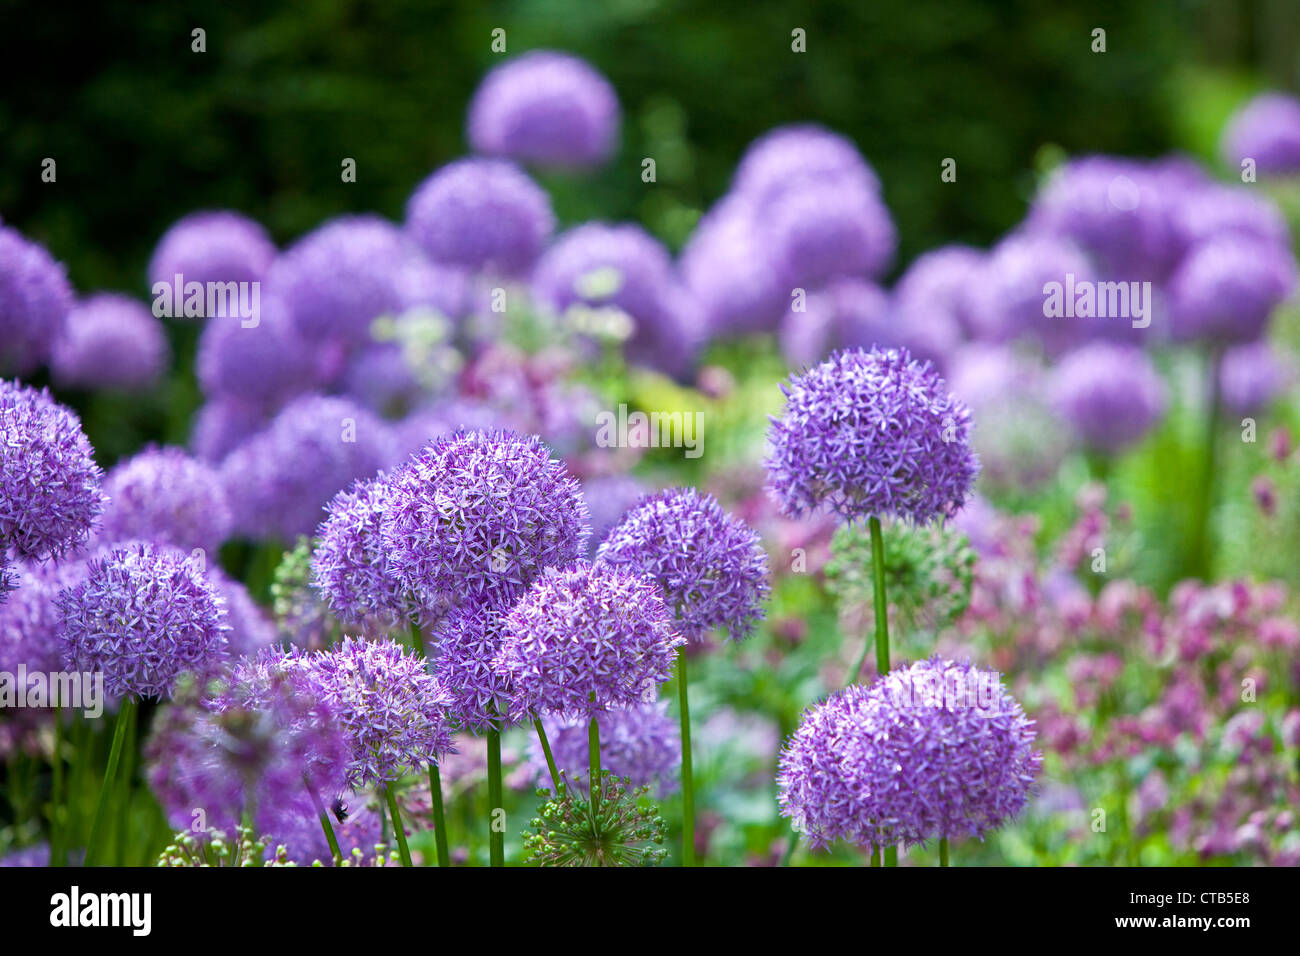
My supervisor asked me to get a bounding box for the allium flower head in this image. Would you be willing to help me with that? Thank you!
[0,556,89,675]
[219,394,394,541]
[497,563,685,720]
[196,294,320,408]
[767,177,896,284]
[596,487,770,642]
[468,51,620,169]
[1049,343,1167,453]
[0,380,105,560]
[891,244,984,338]
[382,429,590,612]
[99,445,232,555]
[313,474,429,633]
[732,124,881,206]
[1167,236,1297,345]
[778,657,1040,850]
[529,701,679,797]
[189,398,269,464]
[764,347,978,525]
[0,225,73,374]
[51,293,169,391]
[208,567,278,658]
[148,210,276,305]
[429,602,514,733]
[1220,92,1300,175]
[1220,342,1290,416]
[146,649,350,837]
[58,542,229,700]
[1175,185,1291,249]
[269,215,447,352]
[304,636,454,786]
[405,158,554,276]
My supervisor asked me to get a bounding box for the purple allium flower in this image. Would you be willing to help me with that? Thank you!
[779,278,893,368]
[57,542,229,700]
[1049,343,1167,453]
[468,51,620,169]
[529,701,679,797]
[146,648,350,836]
[209,568,278,658]
[0,380,105,560]
[891,245,985,338]
[732,124,881,206]
[50,293,169,391]
[531,222,701,376]
[405,159,554,276]
[0,556,88,676]
[429,602,514,734]
[189,398,270,464]
[779,657,1040,850]
[382,429,590,612]
[0,844,50,867]
[596,487,770,642]
[0,225,73,375]
[1025,156,1200,281]
[767,177,896,285]
[98,445,232,555]
[1167,236,1297,345]
[497,563,685,720]
[964,232,1099,353]
[196,295,320,409]
[679,194,790,336]
[581,474,651,551]
[147,211,276,312]
[764,347,978,525]
[947,345,1069,494]
[313,474,432,634]
[341,344,426,417]
[1175,185,1291,249]
[303,636,454,786]
[1220,92,1300,175]
[1220,342,1290,416]
[219,394,395,541]
[268,215,448,353]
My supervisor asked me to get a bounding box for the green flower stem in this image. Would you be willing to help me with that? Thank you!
[870,846,881,867]
[939,838,949,867]
[487,726,504,867]
[83,697,136,867]
[384,785,413,867]
[884,844,898,866]
[868,515,900,868]
[588,713,601,821]
[1188,347,1223,580]
[306,779,343,865]
[50,706,64,867]
[428,763,450,867]
[676,650,696,867]
[781,835,799,867]
[533,719,563,794]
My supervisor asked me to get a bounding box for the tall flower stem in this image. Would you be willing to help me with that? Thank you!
[487,725,504,867]
[83,698,136,867]
[533,719,563,794]
[306,779,343,864]
[939,838,950,867]
[383,785,413,867]
[428,764,450,867]
[588,713,601,821]
[868,515,899,868]
[408,623,451,868]
[50,706,64,867]
[676,651,696,867]
[1188,348,1223,580]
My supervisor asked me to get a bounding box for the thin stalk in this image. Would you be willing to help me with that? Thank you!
[884,845,898,866]
[487,726,504,867]
[50,706,64,867]
[305,778,342,865]
[83,698,135,867]
[383,785,413,867]
[113,700,138,864]
[676,651,696,867]
[1188,348,1223,580]
[870,846,881,867]
[588,713,601,822]
[869,516,890,677]
[939,838,949,867]
[428,764,450,867]
[781,835,799,867]
[533,719,563,794]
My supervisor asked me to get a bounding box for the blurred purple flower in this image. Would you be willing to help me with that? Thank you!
[1049,343,1167,453]
[51,293,169,391]
[0,225,73,374]
[1220,92,1300,175]
[99,445,232,555]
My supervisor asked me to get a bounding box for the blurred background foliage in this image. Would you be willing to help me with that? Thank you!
[5,0,1292,298]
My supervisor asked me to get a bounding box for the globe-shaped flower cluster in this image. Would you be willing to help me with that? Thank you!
[99,445,232,555]
[764,347,978,525]
[778,657,1041,850]
[596,487,770,642]
[51,293,169,391]
[1049,343,1167,454]
[382,429,590,612]
[496,563,685,721]
[429,603,515,734]
[0,226,74,375]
